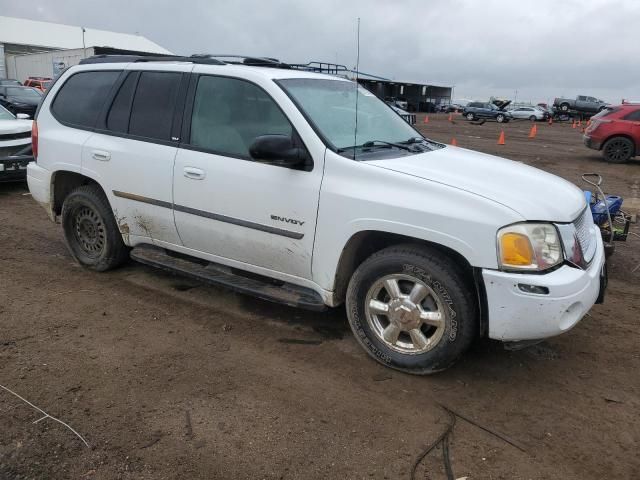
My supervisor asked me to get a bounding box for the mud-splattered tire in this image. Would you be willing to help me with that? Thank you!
[345,244,478,375]
[61,185,129,271]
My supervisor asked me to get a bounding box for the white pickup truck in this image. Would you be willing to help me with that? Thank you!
[27,55,606,374]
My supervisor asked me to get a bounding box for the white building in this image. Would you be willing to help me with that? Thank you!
[1,15,172,80]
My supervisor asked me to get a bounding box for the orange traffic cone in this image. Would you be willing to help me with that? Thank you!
[587,119,591,127]
[448,113,453,122]
[423,115,429,124]
[497,131,505,145]
[548,117,553,125]
[528,124,537,138]
[572,120,577,129]
[450,137,458,146]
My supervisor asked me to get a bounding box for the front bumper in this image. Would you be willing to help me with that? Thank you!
[483,233,605,341]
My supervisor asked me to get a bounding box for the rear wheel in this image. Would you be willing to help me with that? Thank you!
[345,245,478,374]
[529,115,537,122]
[61,185,129,271]
[602,137,634,163]
[560,103,570,112]
[496,114,506,123]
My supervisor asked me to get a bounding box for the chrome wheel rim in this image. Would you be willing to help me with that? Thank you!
[364,274,446,355]
[73,206,106,257]
[466,113,473,120]
[605,140,631,161]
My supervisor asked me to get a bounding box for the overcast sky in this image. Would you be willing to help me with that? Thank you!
[1,0,638,104]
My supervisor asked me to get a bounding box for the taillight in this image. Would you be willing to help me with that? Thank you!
[587,119,610,133]
[31,120,38,160]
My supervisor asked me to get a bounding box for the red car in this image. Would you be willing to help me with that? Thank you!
[584,103,640,163]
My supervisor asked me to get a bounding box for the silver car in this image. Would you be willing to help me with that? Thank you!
[509,106,548,121]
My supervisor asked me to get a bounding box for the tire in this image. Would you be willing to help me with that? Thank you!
[496,114,505,123]
[466,112,474,121]
[602,137,634,164]
[61,185,129,271]
[560,103,570,112]
[345,244,478,375]
[529,115,537,122]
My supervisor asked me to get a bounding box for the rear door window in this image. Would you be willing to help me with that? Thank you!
[623,109,640,121]
[128,71,181,141]
[106,72,138,134]
[52,71,120,128]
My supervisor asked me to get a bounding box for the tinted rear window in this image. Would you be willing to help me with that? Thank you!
[128,71,181,140]
[623,109,640,121]
[52,71,120,127]
[106,72,138,134]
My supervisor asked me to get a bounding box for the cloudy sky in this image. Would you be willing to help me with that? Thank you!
[1,0,638,104]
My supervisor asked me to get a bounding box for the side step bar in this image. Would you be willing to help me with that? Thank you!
[130,245,327,311]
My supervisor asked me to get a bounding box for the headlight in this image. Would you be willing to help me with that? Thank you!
[497,223,563,271]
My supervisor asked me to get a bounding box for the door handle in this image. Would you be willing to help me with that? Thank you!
[183,166,206,180]
[91,150,111,161]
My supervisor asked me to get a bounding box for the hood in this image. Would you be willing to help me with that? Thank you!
[9,97,40,106]
[0,119,32,135]
[368,146,586,222]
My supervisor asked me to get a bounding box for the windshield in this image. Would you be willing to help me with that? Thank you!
[7,87,42,99]
[278,78,423,155]
[0,105,16,120]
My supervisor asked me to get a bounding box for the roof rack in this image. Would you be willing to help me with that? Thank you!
[190,54,293,68]
[289,61,349,76]
[79,54,226,65]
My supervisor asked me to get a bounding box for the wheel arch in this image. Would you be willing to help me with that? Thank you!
[332,230,488,336]
[51,170,106,217]
[602,134,637,155]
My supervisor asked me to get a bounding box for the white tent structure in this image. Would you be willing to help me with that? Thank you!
[0,15,172,79]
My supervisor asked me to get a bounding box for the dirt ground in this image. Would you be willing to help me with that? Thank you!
[1,115,639,480]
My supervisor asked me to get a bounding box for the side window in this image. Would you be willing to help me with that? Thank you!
[623,109,640,121]
[128,71,181,141]
[189,76,293,159]
[577,96,586,101]
[52,71,120,127]
[106,72,138,134]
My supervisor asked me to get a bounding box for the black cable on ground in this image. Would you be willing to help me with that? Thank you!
[410,409,456,480]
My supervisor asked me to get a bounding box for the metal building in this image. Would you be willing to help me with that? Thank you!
[0,15,171,80]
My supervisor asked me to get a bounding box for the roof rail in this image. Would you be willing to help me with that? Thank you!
[79,54,226,65]
[190,54,293,68]
[289,61,349,76]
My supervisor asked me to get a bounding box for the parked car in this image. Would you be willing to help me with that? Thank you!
[0,105,33,181]
[439,104,463,113]
[553,95,609,114]
[463,102,512,122]
[0,86,42,117]
[385,96,409,111]
[0,79,22,86]
[509,106,549,121]
[24,77,53,92]
[27,55,605,374]
[583,104,640,163]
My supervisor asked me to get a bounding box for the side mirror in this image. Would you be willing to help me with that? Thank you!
[249,135,310,168]
[16,113,31,120]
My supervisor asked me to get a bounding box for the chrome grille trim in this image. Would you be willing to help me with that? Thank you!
[573,208,596,263]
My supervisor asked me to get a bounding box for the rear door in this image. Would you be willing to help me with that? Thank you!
[622,109,640,150]
[81,67,189,246]
[172,72,324,279]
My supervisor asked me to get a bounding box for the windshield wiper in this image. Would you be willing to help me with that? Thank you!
[403,136,440,148]
[338,140,416,153]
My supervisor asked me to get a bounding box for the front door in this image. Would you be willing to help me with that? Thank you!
[172,73,324,279]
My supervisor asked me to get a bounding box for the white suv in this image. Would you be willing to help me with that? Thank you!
[27,55,606,374]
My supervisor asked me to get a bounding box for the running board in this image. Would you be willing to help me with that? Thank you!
[130,245,327,311]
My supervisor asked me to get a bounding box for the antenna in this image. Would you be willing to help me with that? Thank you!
[353,17,361,160]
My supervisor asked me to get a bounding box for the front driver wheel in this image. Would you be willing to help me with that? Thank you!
[346,245,478,374]
[496,114,505,123]
[466,112,474,121]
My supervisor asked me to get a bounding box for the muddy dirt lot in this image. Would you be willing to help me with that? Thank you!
[1,115,639,479]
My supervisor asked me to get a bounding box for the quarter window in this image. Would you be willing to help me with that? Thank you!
[623,109,640,121]
[106,72,138,134]
[189,76,292,158]
[52,71,120,128]
[128,71,181,140]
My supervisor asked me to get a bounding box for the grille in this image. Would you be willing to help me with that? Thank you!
[0,144,29,159]
[0,131,31,141]
[574,208,596,262]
